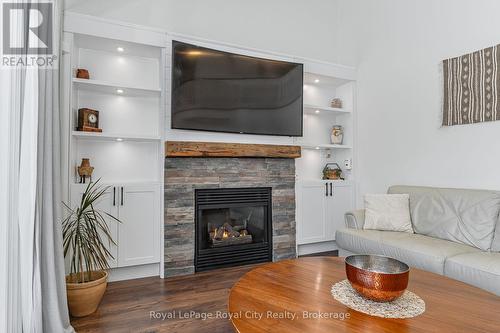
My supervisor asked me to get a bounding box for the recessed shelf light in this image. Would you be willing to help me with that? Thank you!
[117,47,124,53]
[315,110,320,114]
[116,138,123,142]
[116,89,124,94]
[315,146,320,150]
[314,79,320,83]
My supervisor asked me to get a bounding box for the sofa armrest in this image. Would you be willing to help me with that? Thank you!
[344,209,365,229]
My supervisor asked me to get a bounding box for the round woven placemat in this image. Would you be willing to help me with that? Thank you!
[331,280,425,319]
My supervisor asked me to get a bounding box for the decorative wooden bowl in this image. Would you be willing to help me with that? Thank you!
[345,255,409,302]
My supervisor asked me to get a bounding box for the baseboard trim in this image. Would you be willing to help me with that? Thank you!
[297,241,339,256]
[108,263,160,282]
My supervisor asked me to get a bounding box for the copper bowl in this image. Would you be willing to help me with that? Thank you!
[345,255,409,302]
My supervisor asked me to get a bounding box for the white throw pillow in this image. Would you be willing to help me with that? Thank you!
[363,194,413,233]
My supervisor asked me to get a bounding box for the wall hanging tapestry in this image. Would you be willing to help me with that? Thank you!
[443,44,499,126]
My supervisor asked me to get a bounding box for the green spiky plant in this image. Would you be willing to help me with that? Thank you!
[62,180,121,283]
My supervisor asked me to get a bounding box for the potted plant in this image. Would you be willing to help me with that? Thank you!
[62,180,120,317]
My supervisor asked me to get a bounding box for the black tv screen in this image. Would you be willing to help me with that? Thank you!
[171,41,303,136]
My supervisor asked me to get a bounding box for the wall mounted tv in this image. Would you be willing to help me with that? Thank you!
[171,41,303,136]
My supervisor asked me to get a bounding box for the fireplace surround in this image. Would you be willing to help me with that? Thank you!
[164,142,299,277]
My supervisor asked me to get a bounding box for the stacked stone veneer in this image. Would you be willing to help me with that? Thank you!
[164,157,297,277]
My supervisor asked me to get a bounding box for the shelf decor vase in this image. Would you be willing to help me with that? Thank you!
[330,125,344,145]
[76,68,90,79]
[77,158,94,184]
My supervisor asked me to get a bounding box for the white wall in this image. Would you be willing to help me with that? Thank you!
[335,0,500,200]
[65,0,341,63]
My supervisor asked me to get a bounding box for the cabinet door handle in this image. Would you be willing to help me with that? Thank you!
[330,183,333,196]
[113,187,116,206]
[121,187,124,206]
[325,183,328,196]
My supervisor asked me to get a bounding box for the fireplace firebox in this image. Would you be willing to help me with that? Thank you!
[195,187,273,272]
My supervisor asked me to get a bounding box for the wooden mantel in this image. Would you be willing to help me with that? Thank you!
[165,141,301,158]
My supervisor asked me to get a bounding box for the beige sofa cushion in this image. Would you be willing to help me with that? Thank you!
[444,252,500,296]
[335,228,479,275]
[363,194,413,233]
[388,186,500,251]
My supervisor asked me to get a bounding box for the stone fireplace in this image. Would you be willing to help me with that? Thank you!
[164,142,299,277]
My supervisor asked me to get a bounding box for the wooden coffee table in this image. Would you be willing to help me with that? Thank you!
[228,257,500,332]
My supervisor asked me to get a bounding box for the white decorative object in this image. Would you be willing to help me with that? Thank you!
[331,280,425,319]
[330,125,344,144]
[331,98,343,108]
[363,194,413,233]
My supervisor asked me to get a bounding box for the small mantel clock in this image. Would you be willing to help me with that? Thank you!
[77,108,102,132]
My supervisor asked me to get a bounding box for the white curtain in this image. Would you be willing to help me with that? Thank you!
[0,66,11,332]
[0,1,74,332]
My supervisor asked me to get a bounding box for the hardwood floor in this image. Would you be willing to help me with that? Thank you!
[70,265,257,333]
[71,253,338,333]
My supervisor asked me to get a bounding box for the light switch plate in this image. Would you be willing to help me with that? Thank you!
[344,159,352,170]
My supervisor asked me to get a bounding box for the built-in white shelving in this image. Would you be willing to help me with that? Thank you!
[301,143,352,150]
[303,104,350,115]
[72,131,161,142]
[297,65,356,251]
[72,78,161,97]
[62,23,166,281]
[295,70,355,182]
[67,33,165,183]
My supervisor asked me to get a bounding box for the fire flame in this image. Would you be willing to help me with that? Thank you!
[213,228,231,239]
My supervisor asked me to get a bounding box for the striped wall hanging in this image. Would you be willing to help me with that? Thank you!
[443,44,499,126]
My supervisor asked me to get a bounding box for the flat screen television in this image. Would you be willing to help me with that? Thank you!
[171,41,303,136]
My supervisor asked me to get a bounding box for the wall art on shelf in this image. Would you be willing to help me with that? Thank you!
[443,44,499,126]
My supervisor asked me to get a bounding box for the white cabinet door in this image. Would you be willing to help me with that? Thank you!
[70,184,119,268]
[297,182,329,244]
[297,181,355,245]
[328,184,354,240]
[117,184,160,267]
